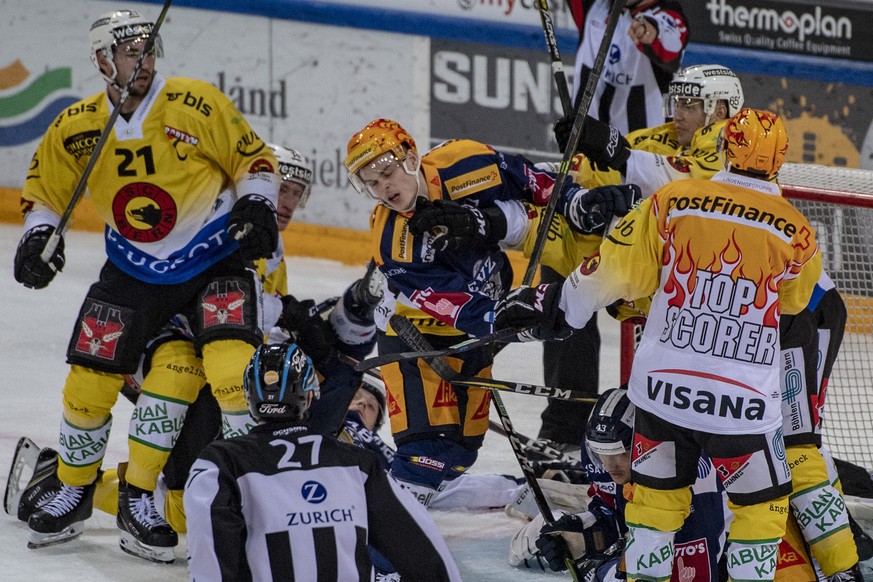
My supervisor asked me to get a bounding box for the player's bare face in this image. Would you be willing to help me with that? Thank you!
[348,388,380,431]
[277,181,305,230]
[356,153,420,212]
[600,451,631,484]
[673,98,707,148]
[113,39,156,97]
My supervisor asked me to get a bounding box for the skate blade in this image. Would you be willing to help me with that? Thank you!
[27,521,85,549]
[118,531,175,564]
[5,437,40,515]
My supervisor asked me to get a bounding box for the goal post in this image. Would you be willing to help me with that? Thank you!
[619,162,873,469]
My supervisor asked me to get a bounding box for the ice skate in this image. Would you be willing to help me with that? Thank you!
[828,564,864,582]
[27,481,95,549]
[117,481,177,564]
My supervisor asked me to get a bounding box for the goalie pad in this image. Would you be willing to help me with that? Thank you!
[505,479,592,519]
[508,510,564,569]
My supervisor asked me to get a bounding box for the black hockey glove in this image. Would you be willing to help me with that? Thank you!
[407,197,508,252]
[537,506,622,570]
[227,195,278,260]
[560,184,642,235]
[13,225,65,289]
[554,114,631,173]
[279,295,338,368]
[343,275,382,326]
[494,283,568,340]
[534,531,573,572]
[536,510,604,572]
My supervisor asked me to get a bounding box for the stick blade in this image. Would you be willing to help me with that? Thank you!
[5,437,40,516]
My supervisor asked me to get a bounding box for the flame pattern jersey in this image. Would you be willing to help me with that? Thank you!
[560,170,821,434]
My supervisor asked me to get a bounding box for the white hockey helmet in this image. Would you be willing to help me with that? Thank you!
[269,144,313,209]
[359,375,387,431]
[666,64,744,126]
[89,10,163,86]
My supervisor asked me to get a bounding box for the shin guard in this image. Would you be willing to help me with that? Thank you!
[202,340,257,437]
[126,391,190,490]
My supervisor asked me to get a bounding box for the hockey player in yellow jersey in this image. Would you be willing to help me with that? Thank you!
[554,64,746,196]
[540,64,747,279]
[495,109,822,581]
[523,64,746,464]
[559,65,863,579]
[13,9,280,555]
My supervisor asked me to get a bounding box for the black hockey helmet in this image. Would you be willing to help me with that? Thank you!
[585,387,635,457]
[358,374,387,431]
[244,343,320,423]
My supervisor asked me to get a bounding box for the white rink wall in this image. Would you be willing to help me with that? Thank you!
[0,0,435,231]
[3,0,873,233]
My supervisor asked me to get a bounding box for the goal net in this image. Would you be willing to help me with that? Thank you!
[620,163,873,470]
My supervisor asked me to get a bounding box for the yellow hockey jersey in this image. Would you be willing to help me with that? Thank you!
[21,74,279,284]
[534,120,728,279]
[560,170,821,434]
[573,119,728,194]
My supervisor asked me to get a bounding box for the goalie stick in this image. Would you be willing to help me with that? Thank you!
[40,0,174,264]
[390,315,583,580]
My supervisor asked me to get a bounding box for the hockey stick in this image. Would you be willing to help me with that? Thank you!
[522,0,624,285]
[536,0,573,116]
[391,315,582,580]
[451,376,598,402]
[488,420,579,464]
[40,0,174,264]
[353,327,518,372]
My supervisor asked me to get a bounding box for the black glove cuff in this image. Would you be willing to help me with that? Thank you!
[482,206,508,244]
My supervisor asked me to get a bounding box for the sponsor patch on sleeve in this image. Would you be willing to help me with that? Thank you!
[666,156,691,173]
[248,158,275,174]
[444,165,501,200]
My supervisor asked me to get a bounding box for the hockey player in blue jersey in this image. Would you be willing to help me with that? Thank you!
[509,387,727,581]
[343,118,639,507]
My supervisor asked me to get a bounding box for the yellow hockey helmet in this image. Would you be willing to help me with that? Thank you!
[721,108,788,177]
[344,119,419,198]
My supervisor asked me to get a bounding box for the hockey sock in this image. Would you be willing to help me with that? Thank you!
[202,340,257,437]
[788,444,857,574]
[93,467,120,516]
[58,414,112,486]
[624,525,676,581]
[126,391,191,490]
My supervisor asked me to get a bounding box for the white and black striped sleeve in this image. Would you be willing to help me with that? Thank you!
[184,456,251,581]
[365,467,462,581]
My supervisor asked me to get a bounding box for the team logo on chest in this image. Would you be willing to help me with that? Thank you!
[112,182,177,243]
